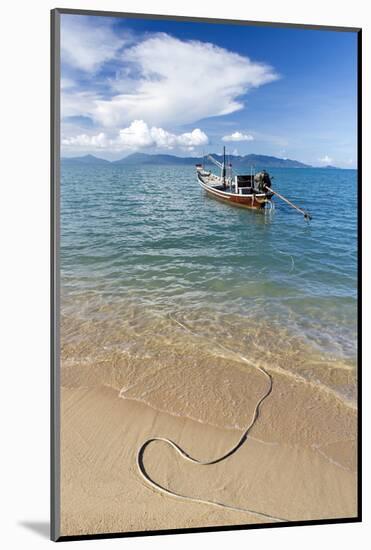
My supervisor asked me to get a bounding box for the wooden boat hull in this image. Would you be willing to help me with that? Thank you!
[197,173,270,210]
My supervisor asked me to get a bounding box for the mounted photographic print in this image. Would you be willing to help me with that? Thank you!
[51,8,361,541]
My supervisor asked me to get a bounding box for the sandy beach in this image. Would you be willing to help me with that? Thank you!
[59,157,358,537]
[60,362,357,536]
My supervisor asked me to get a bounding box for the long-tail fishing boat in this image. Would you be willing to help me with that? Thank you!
[196,146,312,220]
[196,146,273,210]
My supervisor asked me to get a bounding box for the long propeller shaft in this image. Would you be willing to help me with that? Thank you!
[265,186,312,220]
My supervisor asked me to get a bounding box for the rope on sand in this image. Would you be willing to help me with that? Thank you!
[136,314,288,523]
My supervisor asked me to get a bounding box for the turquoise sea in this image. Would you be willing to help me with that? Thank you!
[60,163,358,421]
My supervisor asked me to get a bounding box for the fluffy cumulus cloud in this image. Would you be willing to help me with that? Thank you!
[117,121,208,150]
[222,131,254,142]
[62,121,209,152]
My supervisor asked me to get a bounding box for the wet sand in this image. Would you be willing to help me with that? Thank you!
[60,368,357,536]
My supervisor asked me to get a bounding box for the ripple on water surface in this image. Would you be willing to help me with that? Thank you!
[60,164,358,420]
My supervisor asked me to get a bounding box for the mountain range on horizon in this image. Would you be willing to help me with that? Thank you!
[61,152,341,170]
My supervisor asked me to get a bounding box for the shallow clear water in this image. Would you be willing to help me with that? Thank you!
[60,163,358,416]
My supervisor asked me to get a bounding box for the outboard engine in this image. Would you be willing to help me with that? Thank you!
[254,170,271,192]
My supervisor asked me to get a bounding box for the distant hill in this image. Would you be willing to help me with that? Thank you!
[112,152,201,166]
[62,154,110,165]
[115,152,311,168]
[62,152,312,169]
[239,154,310,169]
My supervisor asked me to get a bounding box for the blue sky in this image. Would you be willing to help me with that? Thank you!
[61,14,358,167]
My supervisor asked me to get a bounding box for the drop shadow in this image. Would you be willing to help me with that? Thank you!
[18,521,50,539]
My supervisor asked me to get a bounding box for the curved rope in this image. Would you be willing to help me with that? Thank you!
[136,314,288,523]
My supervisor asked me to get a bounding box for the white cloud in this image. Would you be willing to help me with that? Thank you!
[61,91,99,119]
[95,35,277,127]
[117,120,154,148]
[62,120,209,152]
[61,77,75,90]
[117,121,208,150]
[61,15,124,72]
[62,32,278,130]
[62,132,109,148]
[319,155,333,164]
[175,129,209,148]
[222,131,254,142]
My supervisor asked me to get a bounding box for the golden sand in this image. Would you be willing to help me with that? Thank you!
[59,300,357,536]
[60,374,357,536]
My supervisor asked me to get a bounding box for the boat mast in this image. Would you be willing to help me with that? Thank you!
[222,146,226,187]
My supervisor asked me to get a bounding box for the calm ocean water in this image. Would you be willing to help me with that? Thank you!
[60,163,358,416]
